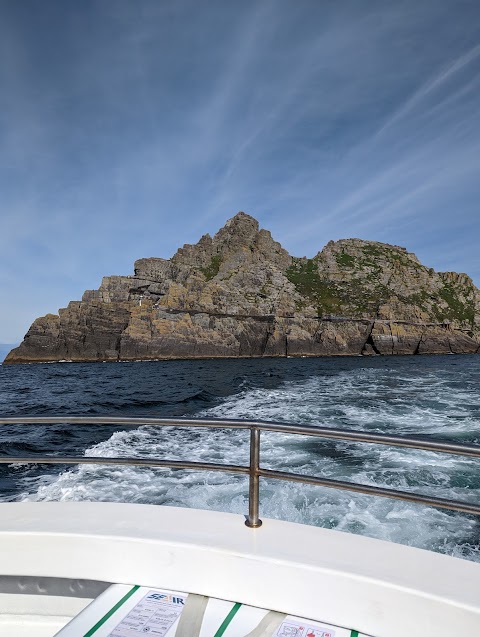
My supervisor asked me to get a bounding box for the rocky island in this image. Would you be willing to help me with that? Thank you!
[5,212,480,364]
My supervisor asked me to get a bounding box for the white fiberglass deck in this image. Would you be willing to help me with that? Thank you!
[0,502,479,636]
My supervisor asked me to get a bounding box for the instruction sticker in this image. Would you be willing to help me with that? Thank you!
[108,590,187,636]
[275,620,335,637]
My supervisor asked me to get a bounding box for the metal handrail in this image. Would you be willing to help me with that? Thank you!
[1,416,480,527]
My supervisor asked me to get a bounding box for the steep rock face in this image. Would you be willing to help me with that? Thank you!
[5,212,480,364]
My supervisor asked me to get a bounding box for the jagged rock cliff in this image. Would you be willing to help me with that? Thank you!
[5,212,480,364]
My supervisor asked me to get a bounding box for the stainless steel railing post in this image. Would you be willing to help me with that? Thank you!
[245,427,262,528]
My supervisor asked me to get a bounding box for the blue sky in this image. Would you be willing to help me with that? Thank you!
[1,0,479,343]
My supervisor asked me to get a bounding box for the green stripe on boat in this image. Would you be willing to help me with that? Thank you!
[350,631,359,637]
[83,585,140,636]
[213,602,242,637]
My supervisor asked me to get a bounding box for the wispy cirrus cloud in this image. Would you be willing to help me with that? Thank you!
[374,42,480,138]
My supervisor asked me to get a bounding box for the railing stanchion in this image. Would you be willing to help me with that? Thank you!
[245,427,262,528]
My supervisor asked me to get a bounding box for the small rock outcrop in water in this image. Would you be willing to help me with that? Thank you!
[5,212,480,363]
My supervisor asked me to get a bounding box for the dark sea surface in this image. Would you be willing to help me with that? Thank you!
[1,355,480,561]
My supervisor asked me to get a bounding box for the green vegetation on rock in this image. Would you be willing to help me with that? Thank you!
[435,282,476,326]
[284,241,479,330]
[336,252,355,267]
[285,258,320,296]
[201,255,222,281]
[286,258,343,314]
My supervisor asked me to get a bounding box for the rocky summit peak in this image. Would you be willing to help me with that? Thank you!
[169,211,290,274]
[4,211,480,365]
[213,211,259,244]
[224,210,258,227]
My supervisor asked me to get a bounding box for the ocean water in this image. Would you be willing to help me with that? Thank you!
[1,355,480,562]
